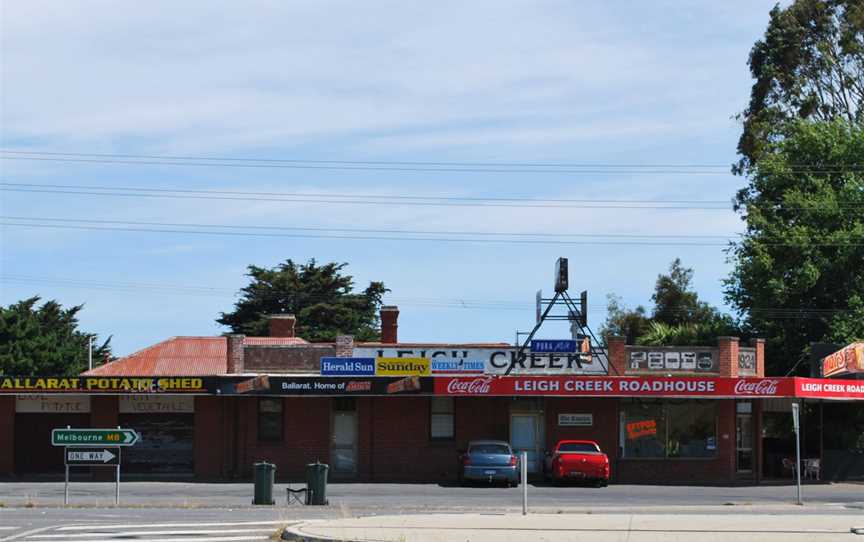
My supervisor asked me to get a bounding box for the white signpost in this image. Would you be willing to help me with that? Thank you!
[792,403,802,505]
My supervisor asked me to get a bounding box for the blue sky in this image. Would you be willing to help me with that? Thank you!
[1,1,784,356]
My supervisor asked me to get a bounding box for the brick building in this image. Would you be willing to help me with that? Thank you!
[1,308,862,483]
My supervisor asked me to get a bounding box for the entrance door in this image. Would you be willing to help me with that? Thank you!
[736,401,754,474]
[331,399,357,478]
[510,414,543,474]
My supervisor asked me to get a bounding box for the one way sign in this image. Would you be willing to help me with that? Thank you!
[65,448,120,466]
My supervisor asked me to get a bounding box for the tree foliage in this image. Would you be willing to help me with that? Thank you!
[736,0,863,171]
[726,120,864,374]
[217,259,389,341]
[0,297,112,376]
[602,259,737,346]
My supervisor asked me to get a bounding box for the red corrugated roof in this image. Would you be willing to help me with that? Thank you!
[83,336,308,376]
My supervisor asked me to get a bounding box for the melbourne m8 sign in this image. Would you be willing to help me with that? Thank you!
[52,428,140,447]
[436,376,794,398]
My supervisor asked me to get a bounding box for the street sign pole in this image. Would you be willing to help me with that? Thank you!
[64,463,69,506]
[115,428,120,506]
[521,451,528,515]
[792,402,802,505]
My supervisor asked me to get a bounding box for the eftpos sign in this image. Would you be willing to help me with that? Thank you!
[320,357,375,376]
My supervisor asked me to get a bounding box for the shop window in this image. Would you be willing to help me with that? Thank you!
[621,400,666,458]
[258,398,283,442]
[621,399,718,459]
[430,397,454,440]
[667,401,717,458]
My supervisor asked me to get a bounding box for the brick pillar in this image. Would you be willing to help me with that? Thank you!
[718,336,740,378]
[751,338,765,377]
[0,397,14,476]
[226,334,245,374]
[380,306,399,344]
[606,336,627,376]
[90,396,119,481]
[335,335,354,357]
[268,315,296,338]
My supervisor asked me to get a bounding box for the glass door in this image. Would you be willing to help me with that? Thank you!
[510,413,542,474]
[331,399,357,477]
[736,401,754,473]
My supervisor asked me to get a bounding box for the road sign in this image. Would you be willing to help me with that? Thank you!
[65,447,120,466]
[52,428,140,447]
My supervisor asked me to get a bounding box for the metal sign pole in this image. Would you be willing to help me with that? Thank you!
[115,427,121,506]
[64,461,69,506]
[521,451,528,515]
[792,402,802,505]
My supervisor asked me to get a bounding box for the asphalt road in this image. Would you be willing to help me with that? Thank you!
[0,482,862,541]
[1,480,863,509]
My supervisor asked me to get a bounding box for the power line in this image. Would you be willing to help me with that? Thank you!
[0,215,738,240]
[2,217,862,246]
[3,182,859,210]
[0,187,733,210]
[2,150,861,171]
[0,155,740,175]
[0,220,736,246]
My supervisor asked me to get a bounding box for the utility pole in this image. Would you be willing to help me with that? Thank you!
[88,336,93,371]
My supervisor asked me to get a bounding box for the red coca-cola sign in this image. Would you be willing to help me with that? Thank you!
[733,379,779,395]
[445,377,493,395]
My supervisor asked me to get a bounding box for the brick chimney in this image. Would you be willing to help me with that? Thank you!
[751,338,765,377]
[717,336,740,378]
[380,305,399,344]
[226,334,245,374]
[335,335,354,357]
[606,336,627,376]
[269,314,296,338]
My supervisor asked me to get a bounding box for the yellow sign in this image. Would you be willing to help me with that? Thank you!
[375,357,430,376]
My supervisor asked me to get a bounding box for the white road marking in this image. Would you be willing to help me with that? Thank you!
[57,520,289,531]
[0,526,57,542]
[28,538,270,542]
[30,528,277,538]
[0,529,17,531]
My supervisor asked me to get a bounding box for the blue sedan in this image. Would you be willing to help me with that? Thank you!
[459,440,520,486]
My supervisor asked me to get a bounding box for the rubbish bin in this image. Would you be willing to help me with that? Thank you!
[305,461,329,505]
[253,461,276,505]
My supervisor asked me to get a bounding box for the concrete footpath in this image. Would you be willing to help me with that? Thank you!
[284,513,864,541]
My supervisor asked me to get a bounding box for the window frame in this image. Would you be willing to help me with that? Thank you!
[257,397,284,443]
[620,399,719,460]
[429,396,455,441]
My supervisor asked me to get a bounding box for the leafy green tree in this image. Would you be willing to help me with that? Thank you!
[218,259,388,341]
[736,0,863,171]
[726,120,864,374]
[0,297,112,376]
[599,294,650,345]
[602,259,737,345]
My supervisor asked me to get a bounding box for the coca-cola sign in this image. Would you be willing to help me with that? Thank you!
[434,376,797,397]
[445,377,493,395]
[733,379,779,396]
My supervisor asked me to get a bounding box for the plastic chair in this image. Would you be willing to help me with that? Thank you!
[804,458,821,480]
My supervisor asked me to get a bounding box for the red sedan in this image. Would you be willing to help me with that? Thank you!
[544,440,610,486]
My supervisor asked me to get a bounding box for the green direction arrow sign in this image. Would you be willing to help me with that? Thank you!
[52,428,140,447]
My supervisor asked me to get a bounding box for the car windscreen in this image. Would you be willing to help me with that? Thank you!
[558,443,600,453]
[469,444,511,455]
